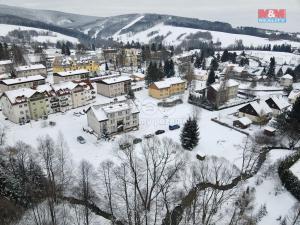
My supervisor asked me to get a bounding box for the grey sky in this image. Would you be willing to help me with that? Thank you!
[0,0,299,32]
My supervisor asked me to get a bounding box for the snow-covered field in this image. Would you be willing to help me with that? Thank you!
[291,160,300,179]
[114,23,300,48]
[0,24,79,43]
[1,82,299,224]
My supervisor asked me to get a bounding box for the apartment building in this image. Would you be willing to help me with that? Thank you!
[0,75,46,93]
[148,77,186,99]
[96,76,131,97]
[87,99,139,137]
[0,60,13,75]
[15,64,47,77]
[53,69,90,84]
[0,81,96,124]
[52,55,100,73]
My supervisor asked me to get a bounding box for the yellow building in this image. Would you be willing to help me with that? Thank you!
[149,77,186,99]
[53,55,100,73]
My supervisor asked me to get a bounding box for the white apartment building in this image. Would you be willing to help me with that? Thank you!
[53,69,90,84]
[96,76,131,97]
[87,99,139,137]
[15,64,47,77]
[0,75,46,93]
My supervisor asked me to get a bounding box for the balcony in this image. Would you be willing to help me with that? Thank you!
[50,98,59,103]
[60,103,69,107]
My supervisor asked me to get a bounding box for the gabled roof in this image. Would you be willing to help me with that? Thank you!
[99,76,131,84]
[1,88,36,104]
[239,101,272,117]
[237,117,252,126]
[281,74,293,80]
[288,89,300,100]
[153,77,185,89]
[266,97,290,110]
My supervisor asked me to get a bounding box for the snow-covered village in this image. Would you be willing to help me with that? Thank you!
[0,1,300,225]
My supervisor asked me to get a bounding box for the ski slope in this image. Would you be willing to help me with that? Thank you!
[114,23,300,48]
[0,24,79,43]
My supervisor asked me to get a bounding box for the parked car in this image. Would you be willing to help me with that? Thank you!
[169,124,180,130]
[49,121,56,126]
[144,134,154,139]
[133,138,142,144]
[155,130,165,135]
[119,142,131,150]
[77,136,86,144]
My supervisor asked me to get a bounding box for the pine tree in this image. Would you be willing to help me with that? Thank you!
[169,59,175,77]
[127,89,135,100]
[206,69,216,86]
[105,62,109,71]
[210,58,219,71]
[65,45,71,56]
[221,50,229,62]
[61,43,66,55]
[194,55,202,68]
[180,117,199,150]
[267,57,276,78]
[201,58,206,70]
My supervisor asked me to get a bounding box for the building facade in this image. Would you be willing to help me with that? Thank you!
[15,64,47,77]
[53,69,90,84]
[0,75,46,93]
[149,77,186,99]
[87,99,139,137]
[96,76,131,97]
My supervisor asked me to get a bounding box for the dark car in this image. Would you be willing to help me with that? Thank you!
[155,130,165,135]
[77,136,86,144]
[169,124,180,130]
[133,138,142,144]
[119,142,131,150]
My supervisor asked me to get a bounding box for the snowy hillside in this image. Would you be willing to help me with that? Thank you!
[0,24,79,43]
[113,23,300,48]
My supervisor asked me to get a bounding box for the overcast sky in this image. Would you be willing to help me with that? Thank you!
[0,0,299,32]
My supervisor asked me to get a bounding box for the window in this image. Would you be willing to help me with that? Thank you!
[20,111,24,115]
[19,105,22,108]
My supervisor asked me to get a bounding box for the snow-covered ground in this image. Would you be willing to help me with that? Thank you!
[1,82,299,224]
[0,24,79,43]
[290,160,300,179]
[114,23,300,48]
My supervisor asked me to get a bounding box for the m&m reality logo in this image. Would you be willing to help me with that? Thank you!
[258,9,286,23]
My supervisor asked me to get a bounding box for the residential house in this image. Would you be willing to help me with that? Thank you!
[96,76,131,97]
[0,60,13,75]
[119,48,142,67]
[52,55,100,73]
[53,69,90,84]
[233,117,252,129]
[193,69,208,81]
[265,97,290,115]
[288,89,300,104]
[148,77,186,99]
[87,99,139,137]
[0,88,38,123]
[15,64,47,77]
[103,49,119,64]
[206,79,239,108]
[280,74,293,87]
[0,75,46,93]
[238,101,272,123]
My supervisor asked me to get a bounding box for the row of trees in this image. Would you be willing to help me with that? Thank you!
[145,60,175,86]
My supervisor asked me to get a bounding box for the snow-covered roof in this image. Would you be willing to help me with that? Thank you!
[55,69,89,77]
[0,60,12,65]
[90,100,139,122]
[101,76,131,84]
[3,88,36,104]
[264,126,276,132]
[210,79,239,91]
[288,89,300,100]
[15,64,46,72]
[232,66,245,73]
[281,74,293,80]
[249,101,272,116]
[268,97,290,110]
[0,75,45,85]
[153,77,185,89]
[132,72,145,79]
[237,117,252,126]
[0,73,11,80]
[52,81,78,91]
